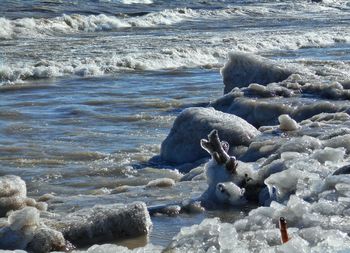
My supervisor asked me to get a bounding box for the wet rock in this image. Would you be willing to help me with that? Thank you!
[160,107,259,164]
[26,227,66,253]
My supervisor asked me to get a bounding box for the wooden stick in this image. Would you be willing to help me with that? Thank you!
[279,217,289,244]
[200,129,238,173]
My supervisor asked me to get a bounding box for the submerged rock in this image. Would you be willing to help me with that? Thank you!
[160,107,259,165]
[221,52,293,94]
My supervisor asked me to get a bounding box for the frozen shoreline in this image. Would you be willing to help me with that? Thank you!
[2,52,350,252]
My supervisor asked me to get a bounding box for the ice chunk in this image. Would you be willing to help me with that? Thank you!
[311,147,345,164]
[215,182,247,206]
[264,169,315,201]
[146,178,175,188]
[160,107,259,164]
[278,114,300,131]
[165,218,248,252]
[278,136,322,154]
[324,134,350,153]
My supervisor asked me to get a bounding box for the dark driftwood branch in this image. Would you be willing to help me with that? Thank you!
[279,217,289,243]
[200,129,238,173]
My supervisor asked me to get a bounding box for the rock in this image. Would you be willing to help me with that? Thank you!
[0,207,40,250]
[0,175,42,217]
[221,52,293,94]
[48,202,152,247]
[0,175,27,217]
[160,107,259,164]
[26,227,66,253]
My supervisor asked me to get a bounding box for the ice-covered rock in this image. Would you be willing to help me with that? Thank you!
[0,207,39,250]
[221,52,293,94]
[46,202,152,247]
[0,175,45,217]
[160,107,259,164]
[0,175,27,217]
[26,227,66,253]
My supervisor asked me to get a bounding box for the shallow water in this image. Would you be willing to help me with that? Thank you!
[0,0,349,249]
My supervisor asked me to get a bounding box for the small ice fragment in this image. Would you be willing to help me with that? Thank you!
[278,114,300,131]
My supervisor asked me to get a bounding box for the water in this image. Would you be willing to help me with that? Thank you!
[0,0,349,249]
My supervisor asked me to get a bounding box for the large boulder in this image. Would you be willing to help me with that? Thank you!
[160,107,260,164]
[221,52,293,94]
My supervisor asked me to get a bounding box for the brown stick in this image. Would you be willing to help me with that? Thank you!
[200,130,238,173]
[279,217,289,244]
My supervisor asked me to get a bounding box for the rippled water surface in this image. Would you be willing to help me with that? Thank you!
[0,70,222,196]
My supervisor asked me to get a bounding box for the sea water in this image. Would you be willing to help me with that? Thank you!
[0,0,349,249]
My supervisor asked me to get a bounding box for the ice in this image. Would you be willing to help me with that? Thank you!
[146,178,175,188]
[311,147,345,164]
[215,182,247,206]
[46,202,152,247]
[160,107,259,164]
[278,114,300,131]
[0,207,40,250]
[26,227,66,253]
[165,218,249,253]
[220,52,294,94]
[0,175,41,217]
[69,243,162,253]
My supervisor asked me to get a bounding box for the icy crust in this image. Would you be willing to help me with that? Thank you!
[165,217,350,253]
[160,107,259,164]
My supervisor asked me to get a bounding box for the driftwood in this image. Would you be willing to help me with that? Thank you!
[279,217,289,243]
[200,130,238,174]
